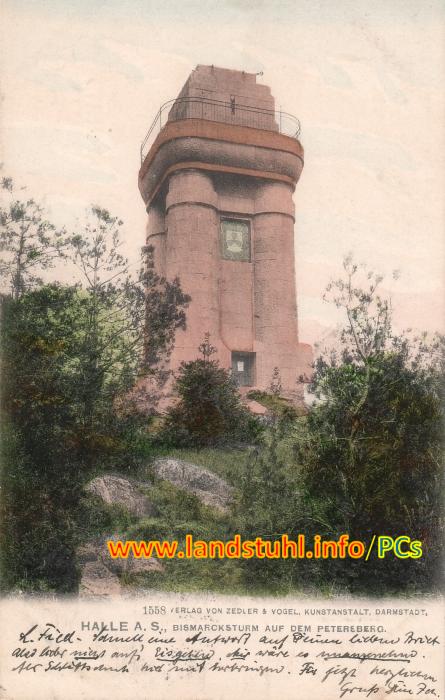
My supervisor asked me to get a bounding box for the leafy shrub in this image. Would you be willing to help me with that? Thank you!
[293,259,444,593]
[247,390,305,420]
[160,358,262,447]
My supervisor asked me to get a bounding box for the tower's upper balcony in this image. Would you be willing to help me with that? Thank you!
[139,65,304,208]
[140,97,300,163]
[140,65,300,163]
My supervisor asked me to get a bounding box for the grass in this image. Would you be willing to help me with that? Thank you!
[247,390,307,418]
[75,434,319,596]
[76,442,254,594]
[153,445,252,485]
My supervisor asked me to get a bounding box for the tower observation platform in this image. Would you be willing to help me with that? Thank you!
[138,65,312,399]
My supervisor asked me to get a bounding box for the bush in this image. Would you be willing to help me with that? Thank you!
[235,432,303,590]
[246,390,305,420]
[160,358,262,447]
[292,259,444,594]
[295,350,444,594]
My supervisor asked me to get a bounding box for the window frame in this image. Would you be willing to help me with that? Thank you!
[220,217,252,262]
[231,351,255,387]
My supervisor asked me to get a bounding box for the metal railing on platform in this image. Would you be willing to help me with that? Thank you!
[140,96,301,163]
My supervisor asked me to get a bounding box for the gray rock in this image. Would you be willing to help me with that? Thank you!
[102,533,164,576]
[107,553,164,576]
[77,534,164,597]
[79,560,122,597]
[152,458,234,513]
[85,474,156,517]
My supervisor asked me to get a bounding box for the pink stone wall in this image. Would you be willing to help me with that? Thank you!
[169,65,278,132]
[219,258,254,352]
[146,203,166,277]
[252,182,300,391]
[164,170,224,369]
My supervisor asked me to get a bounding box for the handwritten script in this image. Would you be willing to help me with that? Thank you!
[1,597,443,699]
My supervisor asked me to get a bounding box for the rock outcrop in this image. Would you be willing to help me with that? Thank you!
[85,474,156,517]
[79,459,234,596]
[79,560,122,597]
[152,458,234,513]
[78,534,163,597]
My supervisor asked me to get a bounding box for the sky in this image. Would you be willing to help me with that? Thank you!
[1,0,444,344]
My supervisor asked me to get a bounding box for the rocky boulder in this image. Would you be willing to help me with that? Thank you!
[79,560,122,597]
[152,458,234,513]
[85,474,156,517]
[78,534,163,597]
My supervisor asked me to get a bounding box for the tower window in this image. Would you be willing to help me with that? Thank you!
[221,219,251,262]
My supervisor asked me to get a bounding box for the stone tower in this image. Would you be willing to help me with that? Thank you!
[139,65,312,399]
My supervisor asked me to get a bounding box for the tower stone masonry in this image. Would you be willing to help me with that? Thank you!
[139,65,312,401]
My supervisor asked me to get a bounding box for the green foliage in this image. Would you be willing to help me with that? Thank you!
[147,480,204,524]
[157,446,252,486]
[0,198,190,593]
[65,207,189,432]
[247,389,304,420]
[0,177,66,299]
[294,258,444,593]
[2,174,442,599]
[109,473,243,594]
[0,290,83,592]
[234,432,303,589]
[142,243,190,374]
[160,351,262,447]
